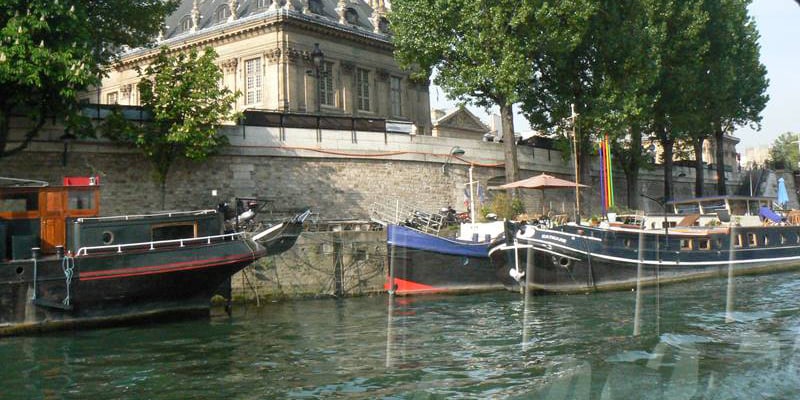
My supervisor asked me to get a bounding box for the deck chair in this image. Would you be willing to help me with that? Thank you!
[676,213,700,227]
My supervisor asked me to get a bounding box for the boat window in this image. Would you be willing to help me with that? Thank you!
[0,191,39,212]
[624,238,635,248]
[680,239,693,250]
[763,234,770,246]
[780,233,787,245]
[715,238,723,249]
[734,234,743,248]
[675,203,701,214]
[701,200,727,213]
[68,190,94,210]
[151,223,197,241]
[747,233,758,247]
[797,231,800,244]
[698,238,711,250]
[102,231,114,245]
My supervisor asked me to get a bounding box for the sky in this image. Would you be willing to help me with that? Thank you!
[428,0,800,151]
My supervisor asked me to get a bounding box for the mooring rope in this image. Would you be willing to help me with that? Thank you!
[62,255,75,306]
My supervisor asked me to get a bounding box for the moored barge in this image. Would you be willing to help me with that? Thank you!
[0,177,306,335]
[489,196,800,293]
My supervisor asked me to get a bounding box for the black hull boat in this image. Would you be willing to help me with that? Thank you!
[489,196,800,293]
[0,178,308,335]
[386,224,515,295]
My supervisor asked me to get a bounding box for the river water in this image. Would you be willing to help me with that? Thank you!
[2,271,800,399]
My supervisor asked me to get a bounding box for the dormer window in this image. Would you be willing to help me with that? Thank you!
[215,5,230,23]
[345,7,358,24]
[257,0,271,8]
[378,17,390,34]
[180,15,192,33]
[308,0,323,14]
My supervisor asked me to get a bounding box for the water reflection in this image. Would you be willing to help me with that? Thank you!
[1,269,799,398]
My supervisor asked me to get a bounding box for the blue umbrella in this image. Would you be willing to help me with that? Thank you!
[777,177,789,208]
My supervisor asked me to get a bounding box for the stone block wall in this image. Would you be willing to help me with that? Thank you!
[231,230,387,301]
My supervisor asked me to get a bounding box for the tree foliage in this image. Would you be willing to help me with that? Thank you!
[102,47,240,208]
[390,0,594,193]
[769,132,800,171]
[0,0,177,158]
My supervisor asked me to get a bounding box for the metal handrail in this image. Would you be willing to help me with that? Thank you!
[75,231,245,256]
[76,209,217,223]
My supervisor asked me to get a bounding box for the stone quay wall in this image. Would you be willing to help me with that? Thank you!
[1,120,745,299]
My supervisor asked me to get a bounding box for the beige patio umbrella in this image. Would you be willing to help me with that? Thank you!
[494,173,588,216]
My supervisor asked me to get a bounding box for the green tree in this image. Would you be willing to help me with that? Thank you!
[102,47,240,208]
[697,0,768,195]
[769,132,800,171]
[390,0,594,197]
[0,0,177,158]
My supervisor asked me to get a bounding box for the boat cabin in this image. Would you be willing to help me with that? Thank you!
[1,178,223,262]
[1,181,100,259]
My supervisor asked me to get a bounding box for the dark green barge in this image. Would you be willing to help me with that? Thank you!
[0,177,307,335]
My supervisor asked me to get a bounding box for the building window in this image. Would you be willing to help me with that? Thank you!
[320,61,334,107]
[215,5,230,24]
[345,7,359,24]
[256,0,270,8]
[245,58,262,105]
[308,0,323,14]
[356,68,370,111]
[390,76,402,116]
[180,15,192,33]
[106,92,118,104]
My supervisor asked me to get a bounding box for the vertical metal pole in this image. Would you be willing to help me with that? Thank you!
[633,232,644,336]
[571,104,580,222]
[469,165,476,223]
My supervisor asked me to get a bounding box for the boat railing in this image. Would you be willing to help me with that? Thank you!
[369,201,445,235]
[76,209,217,223]
[75,231,245,256]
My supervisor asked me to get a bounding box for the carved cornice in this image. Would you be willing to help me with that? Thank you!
[113,12,393,69]
[221,58,238,73]
[285,47,305,64]
[340,61,354,74]
[120,84,133,98]
[264,48,282,63]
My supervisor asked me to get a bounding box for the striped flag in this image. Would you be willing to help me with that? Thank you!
[599,134,615,215]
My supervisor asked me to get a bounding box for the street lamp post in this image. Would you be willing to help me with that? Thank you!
[310,43,324,114]
[442,146,465,174]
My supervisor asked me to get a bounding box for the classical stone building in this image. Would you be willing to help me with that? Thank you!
[430,108,490,140]
[88,0,432,133]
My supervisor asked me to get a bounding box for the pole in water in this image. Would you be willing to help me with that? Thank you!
[725,227,736,323]
[633,232,644,336]
[522,247,534,350]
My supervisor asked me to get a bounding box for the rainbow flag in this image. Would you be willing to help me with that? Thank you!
[599,134,614,215]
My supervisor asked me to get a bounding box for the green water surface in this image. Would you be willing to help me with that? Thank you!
[2,271,799,399]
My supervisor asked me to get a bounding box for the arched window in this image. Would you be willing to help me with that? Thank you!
[378,17,390,33]
[308,0,323,14]
[344,7,358,24]
[215,5,231,23]
[180,15,192,33]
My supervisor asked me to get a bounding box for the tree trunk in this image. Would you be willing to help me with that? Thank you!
[714,120,726,195]
[622,127,642,211]
[499,102,519,197]
[693,136,704,197]
[160,180,167,210]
